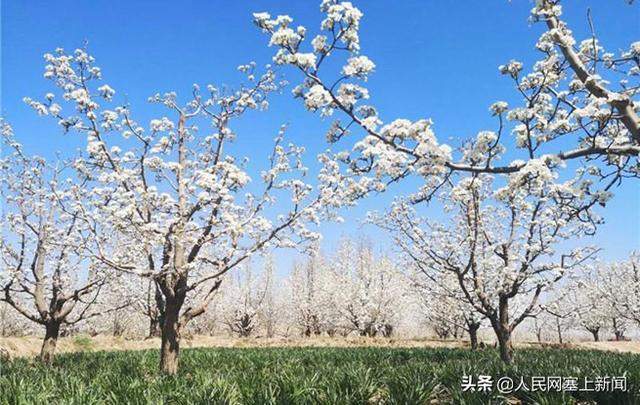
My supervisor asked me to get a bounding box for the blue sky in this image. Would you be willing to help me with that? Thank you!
[2,0,638,270]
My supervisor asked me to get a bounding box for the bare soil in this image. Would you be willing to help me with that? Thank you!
[0,335,638,360]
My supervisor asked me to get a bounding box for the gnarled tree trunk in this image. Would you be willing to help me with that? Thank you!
[149,317,161,338]
[492,297,514,364]
[556,319,563,344]
[468,322,480,351]
[612,319,625,341]
[40,321,61,365]
[160,298,183,375]
[588,327,600,342]
[496,328,513,364]
[148,281,165,339]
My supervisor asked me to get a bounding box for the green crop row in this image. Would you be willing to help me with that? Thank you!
[0,346,638,404]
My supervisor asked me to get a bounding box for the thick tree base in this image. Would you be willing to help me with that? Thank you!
[160,347,180,375]
[159,312,181,375]
[39,323,61,365]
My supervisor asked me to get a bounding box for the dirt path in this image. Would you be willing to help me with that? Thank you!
[1,335,638,359]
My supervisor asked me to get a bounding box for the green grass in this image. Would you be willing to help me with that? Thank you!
[0,346,638,404]
[72,335,95,352]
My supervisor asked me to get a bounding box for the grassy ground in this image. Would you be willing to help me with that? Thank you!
[0,346,638,404]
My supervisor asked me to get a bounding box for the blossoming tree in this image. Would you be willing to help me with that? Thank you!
[327,238,406,337]
[284,239,406,338]
[408,269,484,349]
[0,123,125,364]
[540,291,577,344]
[285,249,338,336]
[23,48,353,374]
[371,173,598,363]
[219,259,274,337]
[587,253,639,335]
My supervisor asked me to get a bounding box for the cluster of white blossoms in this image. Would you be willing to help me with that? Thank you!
[489,101,508,116]
[23,97,49,116]
[498,60,523,78]
[97,84,115,100]
[319,0,363,51]
[342,56,375,78]
[291,53,317,70]
[496,157,558,199]
[149,117,175,133]
[303,85,333,112]
[459,130,504,166]
[335,83,369,110]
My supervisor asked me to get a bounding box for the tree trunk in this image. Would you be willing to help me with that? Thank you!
[40,321,61,365]
[535,319,542,344]
[1,304,7,337]
[589,328,600,342]
[496,328,513,364]
[556,319,563,344]
[148,317,161,338]
[495,297,514,364]
[159,113,188,376]
[150,281,166,339]
[468,323,480,351]
[160,300,181,375]
[612,319,625,341]
[113,314,124,337]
